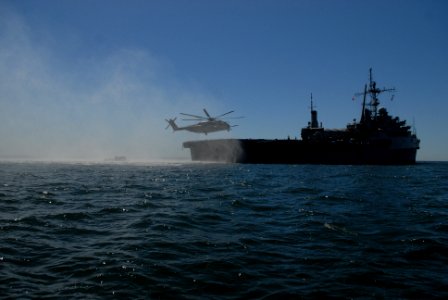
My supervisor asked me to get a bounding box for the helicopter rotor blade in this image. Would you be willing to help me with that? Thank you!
[215,110,234,119]
[180,113,205,119]
[182,118,206,121]
[221,116,244,120]
[203,109,212,119]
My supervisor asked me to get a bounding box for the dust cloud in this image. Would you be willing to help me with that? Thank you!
[0,11,220,162]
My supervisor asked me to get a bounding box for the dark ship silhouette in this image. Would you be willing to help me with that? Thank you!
[183,69,420,164]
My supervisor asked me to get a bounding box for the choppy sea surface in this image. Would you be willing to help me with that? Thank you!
[1,161,447,299]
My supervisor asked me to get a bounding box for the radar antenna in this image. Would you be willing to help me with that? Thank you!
[353,68,396,121]
[367,68,395,117]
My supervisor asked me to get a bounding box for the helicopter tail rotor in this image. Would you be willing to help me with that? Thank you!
[165,118,178,131]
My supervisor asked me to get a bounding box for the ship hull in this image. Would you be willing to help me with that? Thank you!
[183,139,418,165]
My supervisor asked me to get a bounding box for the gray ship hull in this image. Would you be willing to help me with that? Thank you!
[183,139,418,165]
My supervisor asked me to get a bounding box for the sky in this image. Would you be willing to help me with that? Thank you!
[1,0,447,161]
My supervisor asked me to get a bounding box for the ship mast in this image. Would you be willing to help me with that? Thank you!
[366,68,395,118]
[360,84,367,123]
[310,93,319,128]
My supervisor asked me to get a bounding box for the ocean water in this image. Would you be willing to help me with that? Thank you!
[0,161,447,299]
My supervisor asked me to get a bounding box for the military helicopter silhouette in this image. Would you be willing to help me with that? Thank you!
[165,109,240,135]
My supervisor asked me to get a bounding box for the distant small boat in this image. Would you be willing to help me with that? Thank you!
[105,156,127,162]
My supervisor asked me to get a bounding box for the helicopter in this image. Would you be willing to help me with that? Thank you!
[165,109,239,135]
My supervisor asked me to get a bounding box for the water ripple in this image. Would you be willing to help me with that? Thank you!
[1,162,447,299]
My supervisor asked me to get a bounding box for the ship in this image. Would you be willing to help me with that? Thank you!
[183,69,420,165]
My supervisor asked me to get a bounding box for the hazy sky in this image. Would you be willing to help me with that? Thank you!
[1,0,447,161]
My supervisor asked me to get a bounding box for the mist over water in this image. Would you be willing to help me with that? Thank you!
[0,10,225,162]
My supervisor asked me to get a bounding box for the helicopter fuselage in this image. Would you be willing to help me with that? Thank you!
[166,108,237,135]
[181,120,230,134]
[166,119,231,135]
